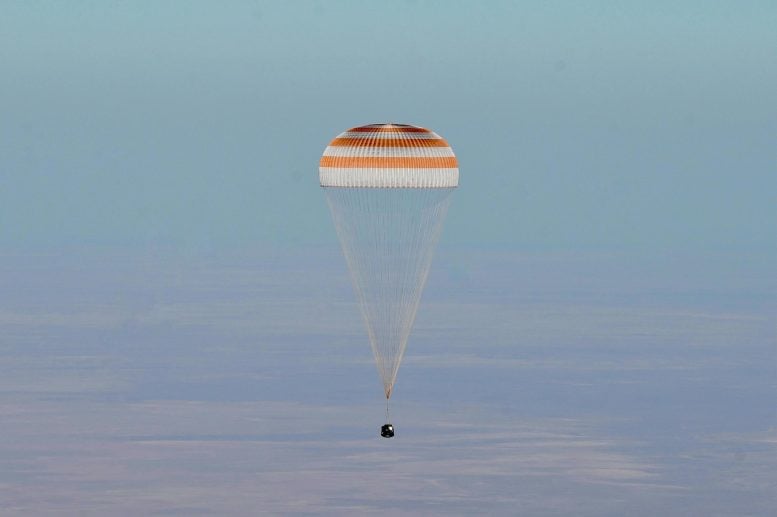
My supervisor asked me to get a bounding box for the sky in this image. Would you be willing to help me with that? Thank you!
[0,1,775,515]
[1,0,775,253]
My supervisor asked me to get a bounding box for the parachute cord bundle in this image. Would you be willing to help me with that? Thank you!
[324,187,454,399]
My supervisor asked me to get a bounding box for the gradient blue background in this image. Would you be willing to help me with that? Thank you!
[0,2,775,515]
[2,0,774,252]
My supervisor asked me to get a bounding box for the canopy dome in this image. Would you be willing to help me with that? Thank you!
[319,123,458,188]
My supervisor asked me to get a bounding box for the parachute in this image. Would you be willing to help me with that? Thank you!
[320,123,458,434]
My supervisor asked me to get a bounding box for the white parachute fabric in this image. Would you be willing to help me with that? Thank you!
[325,187,454,399]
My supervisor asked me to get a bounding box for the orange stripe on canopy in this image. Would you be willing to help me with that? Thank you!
[328,137,450,148]
[320,156,458,168]
[347,126,432,133]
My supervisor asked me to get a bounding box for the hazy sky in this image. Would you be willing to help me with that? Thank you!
[1,0,774,252]
[1,4,775,514]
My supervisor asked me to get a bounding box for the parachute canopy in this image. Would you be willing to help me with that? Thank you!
[320,123,458,400]
[319,123,459,188]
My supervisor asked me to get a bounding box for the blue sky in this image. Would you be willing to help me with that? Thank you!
[1,0,774,252]
[0,3,775,514]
